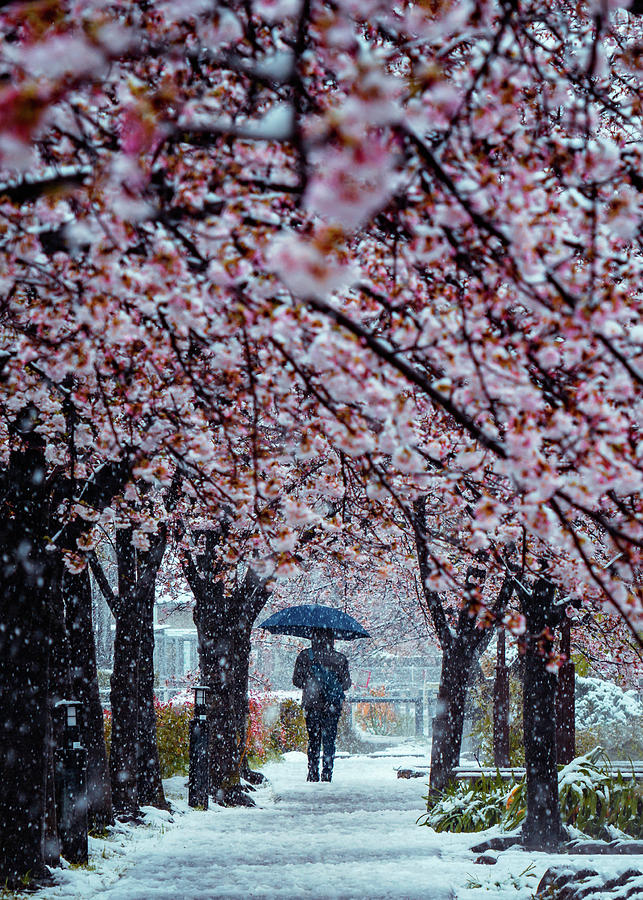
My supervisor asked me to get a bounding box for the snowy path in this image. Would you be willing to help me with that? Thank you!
[30,746,642,899]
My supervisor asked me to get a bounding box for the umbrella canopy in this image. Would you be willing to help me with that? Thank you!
[259,604,369,640]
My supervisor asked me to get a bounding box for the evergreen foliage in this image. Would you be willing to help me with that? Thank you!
[421,749,643,839]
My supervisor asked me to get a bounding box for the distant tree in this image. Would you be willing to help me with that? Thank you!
[90,525,169,816]
[412,496,517,795]
[183,527,270,805]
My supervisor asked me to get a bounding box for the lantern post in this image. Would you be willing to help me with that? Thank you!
[188,685,211,809]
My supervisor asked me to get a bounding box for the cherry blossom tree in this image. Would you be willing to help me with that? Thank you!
[1,0,641,622]
[1,0,642,873]
[0,413,133,885]
[182,528,271,806]
[90,523,170,816]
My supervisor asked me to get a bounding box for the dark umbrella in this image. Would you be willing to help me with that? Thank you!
[259,604,369,640]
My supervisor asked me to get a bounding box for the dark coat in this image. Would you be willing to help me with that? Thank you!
[293,647,351,711]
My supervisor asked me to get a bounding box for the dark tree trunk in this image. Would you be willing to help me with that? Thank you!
[412,499,522,798]
[523,651,560,849]
[519,574,564,850]
[412,500,516,797]
[429,640,471,794]
[49,573,73,706]
[109,609,142,815]
[195,583,260,806]
[0,443,58,886]
[45,563,81,868]
[64,569,113,829]
[0,412,131,884]
[109,529,142,816]
[184,534,269,806]
[93,526,168,817]
[556,618,575,765]
[43,719,60,867]
[493,628,510,767]
[204,626,251,806]
[45,564,71,864]
[137,578,168,809]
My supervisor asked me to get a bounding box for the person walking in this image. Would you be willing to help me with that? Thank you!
[293,629,351,782]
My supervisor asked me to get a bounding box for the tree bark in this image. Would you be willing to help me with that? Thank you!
[412,497,515,797]
[94,526,169,817]
[0,442,60,885]
[46,564,72,862]
[519,573,564,850]
[493,628,510,767]
[108,531,143,816]
[64,569,113,829]
[523,652,560,849]
[137,576,168,808]
[556,617,575,765]
[43,718,60,867]
[0,408,131,884]
[429,639,471,794]
[184,535,269,806]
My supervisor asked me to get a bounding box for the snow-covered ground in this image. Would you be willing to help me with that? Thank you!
[25,744,642,899]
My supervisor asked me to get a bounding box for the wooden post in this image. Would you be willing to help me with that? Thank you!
[556,617,575,765]
[493,628,510,767]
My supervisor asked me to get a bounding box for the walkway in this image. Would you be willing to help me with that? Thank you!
[28,746,637,899]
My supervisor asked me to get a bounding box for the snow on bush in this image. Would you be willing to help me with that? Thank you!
[421,748,643,839]
[245,694,307,765]
[418,772,510,833]
[469,674,643,764]
[575,676,643,758]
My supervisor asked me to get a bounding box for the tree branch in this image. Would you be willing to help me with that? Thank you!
[304,296,507,458]
[0,168,91,204]
[88,552,121,618]
[411,497,452,648]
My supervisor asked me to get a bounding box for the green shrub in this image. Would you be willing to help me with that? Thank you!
[558,748,643,839]
[418,771,513,833]
[102,695,309,778]
[271,699,307,752]
[421,748,643,839]
[103,701,192,779]
[468,672,643,764]
[155,701,192,778]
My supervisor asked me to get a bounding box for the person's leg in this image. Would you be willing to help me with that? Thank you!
[305,709,321,781]
[320,708,340,781]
